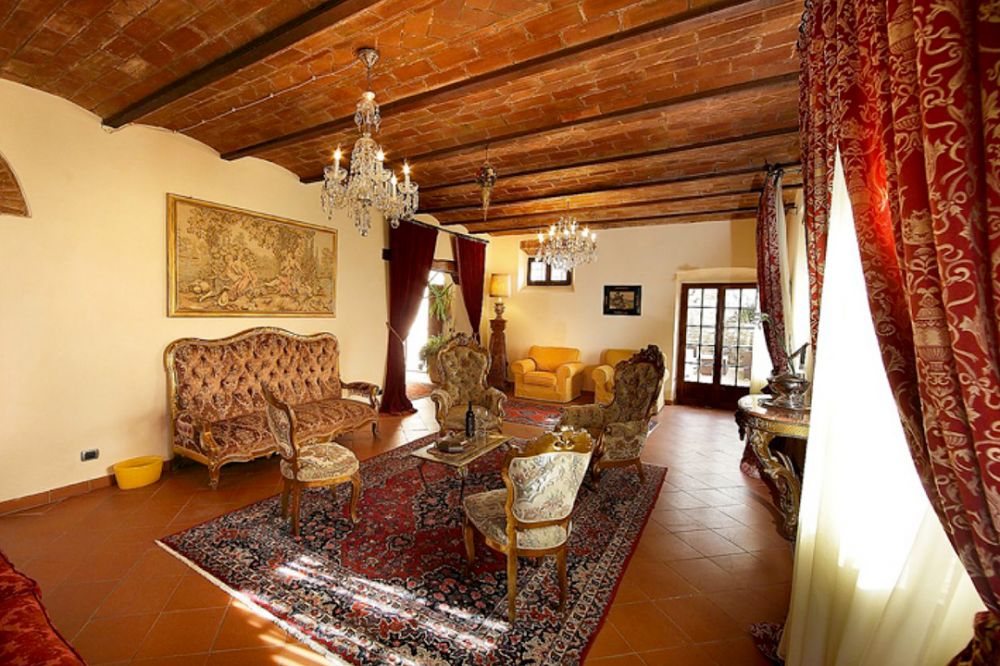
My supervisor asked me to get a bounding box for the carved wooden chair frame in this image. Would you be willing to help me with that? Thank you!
[263,387,361,536]
[463,429,593,622]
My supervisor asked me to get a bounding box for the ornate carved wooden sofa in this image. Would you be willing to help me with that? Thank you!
[164,327,380,488]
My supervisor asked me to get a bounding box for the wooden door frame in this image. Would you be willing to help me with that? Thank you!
[674,282,757,409]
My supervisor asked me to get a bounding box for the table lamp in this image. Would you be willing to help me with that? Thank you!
[487,273,511,388]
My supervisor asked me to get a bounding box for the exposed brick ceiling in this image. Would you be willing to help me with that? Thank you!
[0,153,28,217]
[0,0,803,234]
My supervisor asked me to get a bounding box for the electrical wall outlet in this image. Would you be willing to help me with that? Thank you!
[80,449,99,462]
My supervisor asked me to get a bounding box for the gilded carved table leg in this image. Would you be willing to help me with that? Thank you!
[747,428,801,541]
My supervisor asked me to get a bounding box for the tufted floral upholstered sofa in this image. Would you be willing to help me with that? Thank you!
[164,327,380,488]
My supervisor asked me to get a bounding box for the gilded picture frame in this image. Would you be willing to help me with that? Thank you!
[167,194,337,317]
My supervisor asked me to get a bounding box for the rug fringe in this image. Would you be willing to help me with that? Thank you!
[154,539,351,665]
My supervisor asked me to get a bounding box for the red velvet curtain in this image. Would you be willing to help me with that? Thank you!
[380,221,438,415]
[452,236,487,341]
[755,166,790,373]
[800,0,1000,660]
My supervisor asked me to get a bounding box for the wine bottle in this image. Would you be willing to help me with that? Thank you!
[465,401,475,439]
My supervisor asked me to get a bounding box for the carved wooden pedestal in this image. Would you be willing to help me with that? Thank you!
[487,317,508,389]
[736,394,810,541]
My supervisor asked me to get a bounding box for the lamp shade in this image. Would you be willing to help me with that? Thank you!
[489,273,511,298]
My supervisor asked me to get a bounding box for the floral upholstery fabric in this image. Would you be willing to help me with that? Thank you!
[166,329,378,483]
[430,335,506,432]
[0,551,84,666]
[605,361,662,423]
[602,421,648,461]
[169,330,342,422]
[280,442,359,482]
[463,489,569,550]
[508,451,591,523]
[0,596,85,665]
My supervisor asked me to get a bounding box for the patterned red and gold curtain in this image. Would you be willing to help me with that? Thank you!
[800,0,1000,661]
[755,166,790,373]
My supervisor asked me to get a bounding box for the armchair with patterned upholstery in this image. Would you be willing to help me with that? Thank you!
[591,348,669,412]
[510,345,585,403]
[463,429,593,622]
[559,346,665,482]
[430,334,506,434]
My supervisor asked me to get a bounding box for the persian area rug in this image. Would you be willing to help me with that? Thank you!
[406,381,437,401]
[503,397,568,429]
[157,434,666,665]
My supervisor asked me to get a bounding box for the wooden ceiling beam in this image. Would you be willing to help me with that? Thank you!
[427,162,802,222]
[299,73,797,183]
[102,0,382,128]
[222,0,767,162]
[420,127,800,197]
[479,209,761,235]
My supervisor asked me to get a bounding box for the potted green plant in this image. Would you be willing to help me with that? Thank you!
[420,333,453,384]
[427,283,454,337]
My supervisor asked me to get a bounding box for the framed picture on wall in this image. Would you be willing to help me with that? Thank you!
[167,194,337,317]
[604,285,642,316]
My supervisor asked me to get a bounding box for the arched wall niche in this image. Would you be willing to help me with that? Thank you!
[0,151,28,217]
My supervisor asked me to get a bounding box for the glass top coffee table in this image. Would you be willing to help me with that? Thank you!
[411,433,513,502]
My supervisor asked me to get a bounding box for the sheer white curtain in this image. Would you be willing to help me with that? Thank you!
[781,157,983,665]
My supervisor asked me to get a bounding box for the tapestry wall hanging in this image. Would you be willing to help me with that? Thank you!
[167,194,337,317]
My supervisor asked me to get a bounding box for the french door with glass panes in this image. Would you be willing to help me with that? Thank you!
[675,283,759,409]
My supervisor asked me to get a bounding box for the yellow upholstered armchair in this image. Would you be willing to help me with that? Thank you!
[591,348,669,412]
[430,334,506,433]
[510,346,585,403]
[463,429,593,621]
[559,345,665,482]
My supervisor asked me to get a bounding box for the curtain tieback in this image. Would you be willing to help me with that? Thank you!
[386,322,406,344]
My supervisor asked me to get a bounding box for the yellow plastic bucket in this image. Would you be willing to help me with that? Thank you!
[113,455,163,490]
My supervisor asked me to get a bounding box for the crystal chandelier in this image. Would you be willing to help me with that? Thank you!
[321,48,418,236]
[535,216,598,271]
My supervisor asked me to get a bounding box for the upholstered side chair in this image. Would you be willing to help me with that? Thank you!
[263,388,361,536]
[558,346,665,482]
[462,429,593,622]
[430,333,507,433]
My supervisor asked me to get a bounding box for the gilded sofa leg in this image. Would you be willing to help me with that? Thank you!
[506,551,518,622]
[371,420,379,437]
[208,464,221,490]
[349,472,361,524]
[636,460,646,484]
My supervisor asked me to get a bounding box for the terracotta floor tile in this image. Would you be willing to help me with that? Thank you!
[655,595,746,642]
[212,601,290,651]
[637,644,717,665]
[607,601,688,652]
[164,574,232,611]
[96,572,181,617]
[586,622,633,659]
[675,530,745,558]
[585,654,647,666]
[666,557,747,594]
[0,405,787,665]
[42,580,117,639]
[134,608,227,659]
[701,637,775,665]
[73,613,158,663]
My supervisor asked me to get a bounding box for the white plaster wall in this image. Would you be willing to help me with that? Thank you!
[0,79,398,501]
[482,221,757,399]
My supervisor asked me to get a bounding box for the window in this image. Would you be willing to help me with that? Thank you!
[526,258,572,286]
